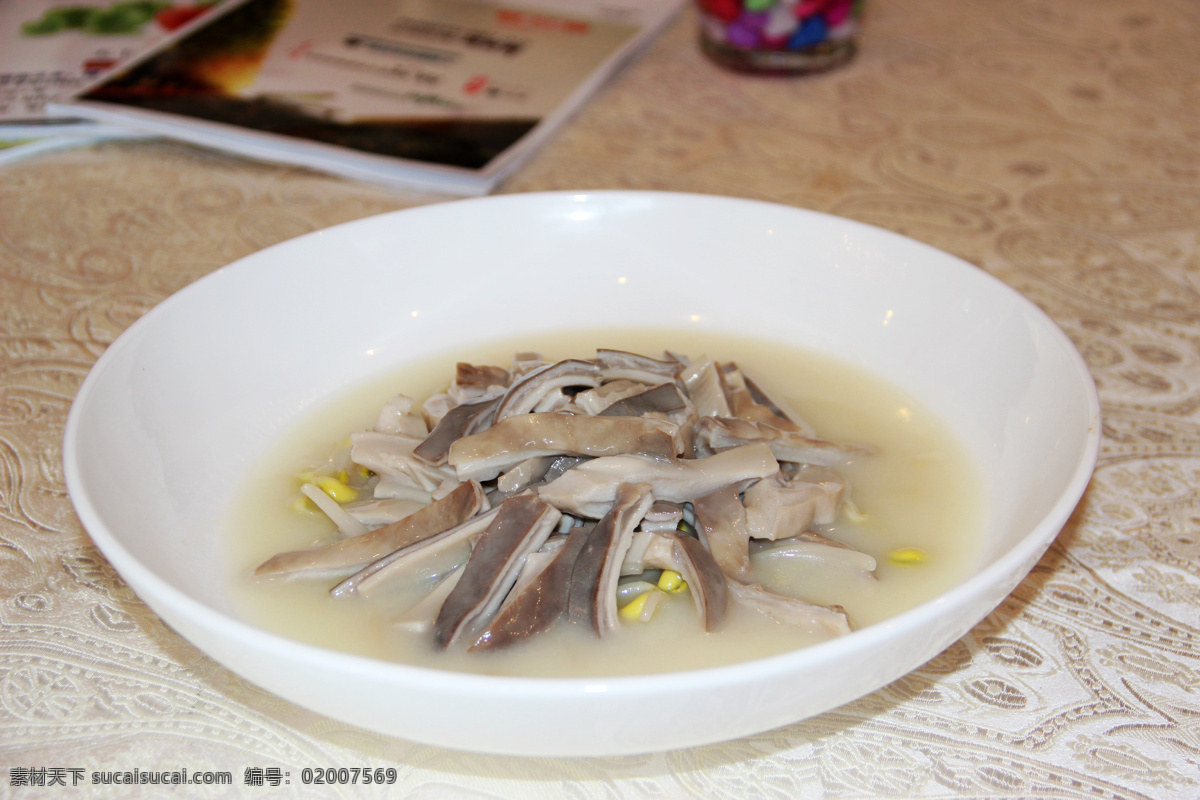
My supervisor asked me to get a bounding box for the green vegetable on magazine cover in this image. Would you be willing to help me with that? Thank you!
[21,1,216,37]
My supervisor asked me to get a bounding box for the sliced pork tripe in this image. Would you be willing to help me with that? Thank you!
[469,524,591,651]
[721,362,816,436]
[448,362,510,405]
[351,430,456,494]
[692,486,753,583]
[621,528,729,631]
[566,482,655,637]
[254,481,487,580]
[448,412,681,481]
[728,581,851,638]
[492,359,603,422]
[670,532,730,632]
[538,442,779,518]
[594,349,684,384]
[695,416,872,466]
[751,531,878,576]
[432,494,562,649]
[596,381,689,418]
[742,470,845,541]
[412,394,502,466]
[329,503,503,598]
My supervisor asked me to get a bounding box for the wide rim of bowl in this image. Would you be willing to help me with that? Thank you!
[62,190,1101,710]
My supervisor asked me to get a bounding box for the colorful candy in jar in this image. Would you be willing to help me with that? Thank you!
[697,0,860,71]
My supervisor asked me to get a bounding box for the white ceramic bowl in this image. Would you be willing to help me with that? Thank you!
[63,191,1099,757]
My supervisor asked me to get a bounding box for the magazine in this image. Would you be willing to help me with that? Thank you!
[51,0,686,194]
[0,0,228,129]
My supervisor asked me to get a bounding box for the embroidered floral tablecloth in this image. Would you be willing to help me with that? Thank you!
[3,0,1198,797]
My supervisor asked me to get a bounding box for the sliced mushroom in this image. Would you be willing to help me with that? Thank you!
[254,480,486,579]
[448,412,680,481]
[566,482,655,637]
[538,442,778,517]
[432,493,562,648]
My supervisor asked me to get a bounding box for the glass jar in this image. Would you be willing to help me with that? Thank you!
[696,0,862,75]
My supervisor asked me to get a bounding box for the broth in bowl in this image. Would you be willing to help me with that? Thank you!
[230,328,985,678]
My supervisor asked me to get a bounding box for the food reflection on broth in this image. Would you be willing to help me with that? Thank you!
[230,330,984,678]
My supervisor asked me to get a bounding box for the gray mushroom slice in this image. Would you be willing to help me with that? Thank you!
[538,443,778,518]
[695,416,872,466]
[728,581,852,638]
[470,523,592,651]
[449,412,680,481]
[330,503,502,598]
[432,494,562,648]
[598,382,688,418]
[669,532,730,632]
[254,480,486,579]
[413,394,502,466]
[567,483,655,637]
[692,486,753,583]
[493,359,603,422]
